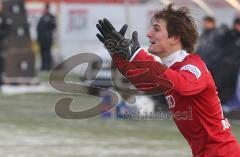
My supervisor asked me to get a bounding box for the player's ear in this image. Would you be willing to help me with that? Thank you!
[169,35,180,46]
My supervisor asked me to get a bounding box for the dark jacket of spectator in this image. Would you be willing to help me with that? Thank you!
[37,12,56,47]
[196,28,219,60]
[216,26,240,103]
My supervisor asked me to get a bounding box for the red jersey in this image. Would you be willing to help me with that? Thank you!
[112,49,240,157]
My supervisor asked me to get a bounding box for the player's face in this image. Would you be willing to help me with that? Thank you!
[147,19,172,57]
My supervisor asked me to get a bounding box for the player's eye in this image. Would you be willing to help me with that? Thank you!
[152,24,160,31]
[154,27,160,32]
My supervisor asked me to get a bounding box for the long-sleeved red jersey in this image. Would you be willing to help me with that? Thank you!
[112,49,240,157]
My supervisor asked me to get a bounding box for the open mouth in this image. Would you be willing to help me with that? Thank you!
[149,41,156,45]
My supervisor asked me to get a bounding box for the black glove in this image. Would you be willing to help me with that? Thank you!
[96,18,127,53]
[96,18,140,60]
[111,30,140,60]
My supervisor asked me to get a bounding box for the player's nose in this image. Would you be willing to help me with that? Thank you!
[147,30,153,38]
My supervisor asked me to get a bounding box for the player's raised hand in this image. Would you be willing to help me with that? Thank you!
[96,18,128,53]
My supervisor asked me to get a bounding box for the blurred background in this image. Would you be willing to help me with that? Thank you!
[0,0,240,156]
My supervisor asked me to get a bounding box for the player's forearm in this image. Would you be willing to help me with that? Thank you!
[112,49,166,78]
[112,49,171,93]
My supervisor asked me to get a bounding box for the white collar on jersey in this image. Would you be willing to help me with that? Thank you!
[161,49,189,67]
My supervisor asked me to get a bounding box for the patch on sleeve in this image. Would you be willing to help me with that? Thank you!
[180,64,201,79]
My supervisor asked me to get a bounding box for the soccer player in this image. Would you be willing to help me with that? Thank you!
[96,4,240,157]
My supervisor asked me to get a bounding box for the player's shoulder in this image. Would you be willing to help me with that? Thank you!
[172,54,208,79]
[183,54,204,64]
[173,54,206,69]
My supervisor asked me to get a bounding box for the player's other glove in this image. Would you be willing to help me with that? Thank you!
[111,30,140,60]
[96,18,140,60]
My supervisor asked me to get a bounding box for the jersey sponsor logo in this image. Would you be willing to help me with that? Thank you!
[222,119,231,131]
[166,95,175,109]
[180,64,201,79]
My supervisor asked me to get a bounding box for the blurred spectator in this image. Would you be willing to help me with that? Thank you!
[196,16,217,61]
[37,3,56,71]
[0,0,10,86]
[196,16,225,78]
[215,17,240,103]
[223,69,240,112]
[196,16,240,104]
[205,24,230,80]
